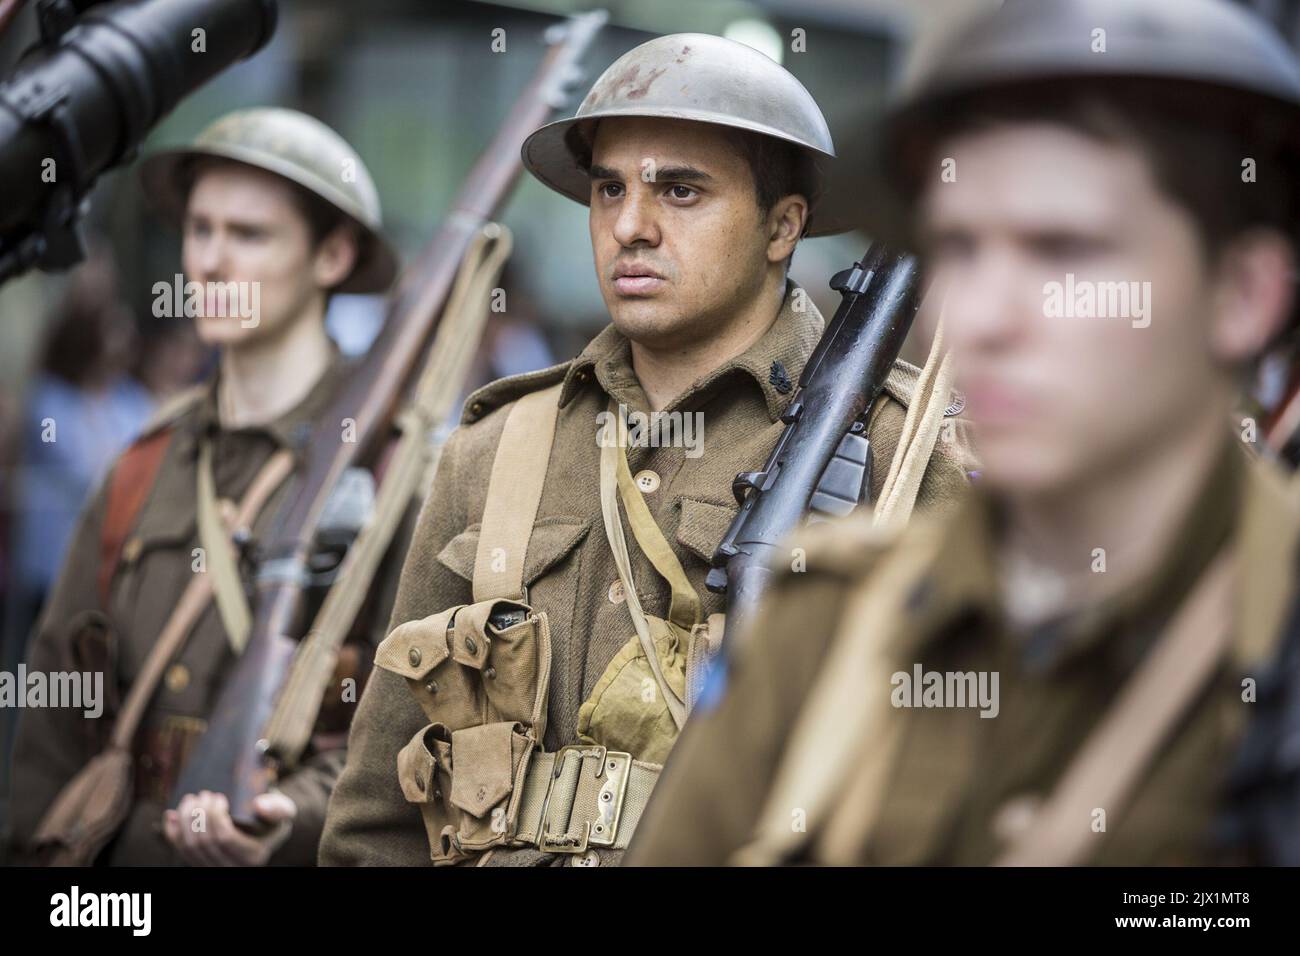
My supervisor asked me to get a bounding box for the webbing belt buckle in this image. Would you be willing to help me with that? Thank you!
[536,745,631,854]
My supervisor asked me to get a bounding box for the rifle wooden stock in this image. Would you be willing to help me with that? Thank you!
[171,10,608,824]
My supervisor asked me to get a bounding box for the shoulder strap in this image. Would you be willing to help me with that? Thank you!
[471,383,564,602]
[108,449,295,750]
[732,531,937,865]
[873,316,954,530]
[98,428,175,606]
[605,404,700,631]
[599,432,691,731]
[197,436,253,654]
[96,387,207,607]
[994,550,1236,866]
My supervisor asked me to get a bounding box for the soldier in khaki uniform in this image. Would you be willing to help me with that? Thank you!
[628,0,1300,866]
[320,34,972,867]
[8,108,403,866]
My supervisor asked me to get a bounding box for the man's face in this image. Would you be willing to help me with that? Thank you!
[919,122,1230,496]
[587,116,774,349]
[181,162,325,350]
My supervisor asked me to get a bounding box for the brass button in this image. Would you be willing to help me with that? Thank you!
[470,401,483,415]
[633,470,660,494]
[122,536,143,564]
[408,647,422,668]
[608,580,626,604]
[465,636,478,656]
[424,679,438,695]
[164,663,190,694]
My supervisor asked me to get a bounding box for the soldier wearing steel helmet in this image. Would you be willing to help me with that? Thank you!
[320,33,972,867]
[8,107,406,866]
[627,0,1300,866]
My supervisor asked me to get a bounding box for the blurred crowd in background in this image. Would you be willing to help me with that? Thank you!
[2,0,1299,676]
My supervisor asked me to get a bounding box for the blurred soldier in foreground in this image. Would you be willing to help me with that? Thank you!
[629,0,1300,866]
[322,34,972,866]
[8,108,404,865]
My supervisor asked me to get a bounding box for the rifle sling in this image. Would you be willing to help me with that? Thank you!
[994,549,1236,865]
[112,449,294,750]
[262,223,514,767]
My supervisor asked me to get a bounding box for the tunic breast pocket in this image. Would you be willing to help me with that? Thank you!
[673,497,737,605]
[435,515,592,678]
[674,497,737,558]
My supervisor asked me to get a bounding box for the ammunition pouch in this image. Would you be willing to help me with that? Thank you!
[377,596,551,863]
[380,383,722,862]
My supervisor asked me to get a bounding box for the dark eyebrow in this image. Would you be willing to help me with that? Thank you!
[182,211,273,232]
[588,164,623,182]
[587,163,715,185]
[653,166,713,185]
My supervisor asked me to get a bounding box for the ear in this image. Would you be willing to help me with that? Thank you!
[765,194,808,265]
[1209,228,1296,363]
[312,224,361,291]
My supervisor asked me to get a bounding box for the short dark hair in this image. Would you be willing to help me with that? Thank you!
[724,127,820,228]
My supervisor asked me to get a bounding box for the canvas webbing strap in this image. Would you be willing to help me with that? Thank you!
[98,429,174,606]
[598,416,695,731]
[111,449,294,750]
[197,436,257,655]
[731,533,938,865]
[995,550,1236,865]
[471,383,564,603]
[874,316,953,530]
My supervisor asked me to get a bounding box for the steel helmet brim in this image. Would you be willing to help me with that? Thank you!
[831,0,1300,250]
[520,32,854,237]
[139,130,399,295]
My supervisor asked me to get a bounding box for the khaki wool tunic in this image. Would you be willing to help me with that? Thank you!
[8,350,411,865]
[320,282,975,866]
[627,440,1300,866]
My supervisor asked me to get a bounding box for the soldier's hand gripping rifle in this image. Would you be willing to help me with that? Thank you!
[706,245,924,648]
[171,11,608,826]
